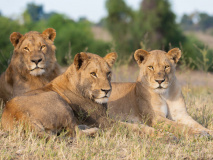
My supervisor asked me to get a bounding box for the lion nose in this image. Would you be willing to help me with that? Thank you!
[101,89,111,95]
[155,79,165,84]
[31,58,42,65]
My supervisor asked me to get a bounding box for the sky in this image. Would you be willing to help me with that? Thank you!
[0,0,213,23]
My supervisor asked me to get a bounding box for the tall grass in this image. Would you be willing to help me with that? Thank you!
[0,79,213,159]
[0,45,213,159]
[190,45,213,72]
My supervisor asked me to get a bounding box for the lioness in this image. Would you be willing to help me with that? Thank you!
[1,52,118,136]
[0,28,61,103]
[108,48,212,136]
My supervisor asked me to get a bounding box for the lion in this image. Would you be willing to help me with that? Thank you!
[2,52,156,137]
[108,48,213,136]
[0,28,61,103]
[1,52,118,136]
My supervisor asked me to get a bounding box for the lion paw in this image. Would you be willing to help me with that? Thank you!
[193,130,213,139]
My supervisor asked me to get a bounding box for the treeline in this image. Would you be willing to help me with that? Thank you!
[104,0,185,56]
[0,0,213,73]
[181,12,213,31]
[0,3,111,73]
[103,0,213,70]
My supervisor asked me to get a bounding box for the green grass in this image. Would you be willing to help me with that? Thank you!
[0,71,213,159]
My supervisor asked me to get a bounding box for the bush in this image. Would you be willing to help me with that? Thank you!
[0,14,111,73]
[0,17,26,72]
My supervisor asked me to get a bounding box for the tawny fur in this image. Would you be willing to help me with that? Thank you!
[1,52,118,136]
[108,48,213,136]
[0,28,61,103]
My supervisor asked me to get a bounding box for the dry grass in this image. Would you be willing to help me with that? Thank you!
[185,31,213,49]
[0,66,213,159]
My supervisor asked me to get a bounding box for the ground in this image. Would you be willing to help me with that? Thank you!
[0,65,213,159]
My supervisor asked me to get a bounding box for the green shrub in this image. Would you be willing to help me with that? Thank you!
[0,14,111,73]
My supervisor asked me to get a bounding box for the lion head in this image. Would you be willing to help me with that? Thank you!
[9,28,57,77]
[70,52,117,104]
[134,48,181,94]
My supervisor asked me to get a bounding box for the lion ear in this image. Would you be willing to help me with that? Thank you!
[104,52,117,68]
[74,52,88,70]
[166,48,181,64]
[10,32,23,47]
[42,28,56,41]
[134,49,149,65]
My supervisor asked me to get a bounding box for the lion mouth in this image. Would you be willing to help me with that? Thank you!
[157,86,163,89]
[95,97,109,104]
[96,96,109,99]
[154,86,168,94]
[30,68,45,76]
[30,66,45,71]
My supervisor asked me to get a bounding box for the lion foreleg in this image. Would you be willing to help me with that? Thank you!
[153,116,205,136]
[175,114,212,135]
[74,125,99,137]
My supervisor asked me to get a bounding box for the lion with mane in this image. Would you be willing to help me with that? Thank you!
[0,28,61,102]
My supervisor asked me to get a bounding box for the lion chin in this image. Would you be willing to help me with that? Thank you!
[154,88,168,94]
[95,97,109,104]
[30,68,45,76]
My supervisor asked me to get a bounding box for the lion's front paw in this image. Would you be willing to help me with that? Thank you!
[75,126,99,137]
[81,127,99,137]
[193,129,213,139]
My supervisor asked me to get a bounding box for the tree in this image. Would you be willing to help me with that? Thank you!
[47,14,110,64]
[198,13,213,31]
[137,0,185,50]
[180,12,213,31]
[105,0,133,57]
[180,14,194,30]
[105,0,186,58]
[26,3,44,22]
[0,17,23,72]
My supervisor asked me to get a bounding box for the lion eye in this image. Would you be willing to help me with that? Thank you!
[90,72,97,77]
[165,65,170,69]
[107,72,111,78]
[24,47,30,52]
[148,66,154,70]
[41,45,46,50]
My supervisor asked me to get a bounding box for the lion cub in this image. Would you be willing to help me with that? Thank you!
[0,28,61,103]
[1,52,117,136]
[108,48,212,136]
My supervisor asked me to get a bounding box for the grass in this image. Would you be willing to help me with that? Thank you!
[0,67,213,159]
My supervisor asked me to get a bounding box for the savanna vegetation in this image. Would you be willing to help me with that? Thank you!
[1,0,213,73]
[0,68,213,159]
[0,0,213,159]
[0,3,111,73]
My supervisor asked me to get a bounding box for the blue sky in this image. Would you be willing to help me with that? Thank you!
[0,0,213,23]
